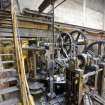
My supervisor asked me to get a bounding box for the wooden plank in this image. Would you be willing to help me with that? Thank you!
[0,54,14,56]
[1,61,15,64]
[0,98,19,105]
[18,21,48,30]
[0,86,18,95]
[0,68,16,72]
[0,77,17,83]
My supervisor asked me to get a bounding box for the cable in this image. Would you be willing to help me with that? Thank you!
[48,0,67,13]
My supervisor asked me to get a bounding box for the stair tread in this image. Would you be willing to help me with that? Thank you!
[0,26,12,29]
[0,21,11,24]
[0,77,17,83]
[31,89,43,95]
[0,13,11,15]
[0,18,11,20]
[0,54,13,56]
[0,16,11,19]
[0,25,12,27]
[0,68,16,72]
[0,38,13,40]
[0,98,19,105]
[0,23,12,25]
[0,10,11,13]
[0,86,19,95]
[0,61,15,64]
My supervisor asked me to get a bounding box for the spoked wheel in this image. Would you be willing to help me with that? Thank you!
[70,30,87,53]
[84,41,105,61]
[57,32,72,58]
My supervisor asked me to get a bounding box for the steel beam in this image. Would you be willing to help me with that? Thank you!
[38,0,57,12]
[23,8,52,18]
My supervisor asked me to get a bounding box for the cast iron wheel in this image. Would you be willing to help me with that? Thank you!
[84,41,105,61]
[70,30,87,52]
[57,32,72,58]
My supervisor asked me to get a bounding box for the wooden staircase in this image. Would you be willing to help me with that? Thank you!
[0,10,12,28]
[0,9,20,105]
[0,0,35,104]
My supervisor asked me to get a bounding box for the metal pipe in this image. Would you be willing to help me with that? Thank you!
[83,69,103,79]
[49,0,55,98]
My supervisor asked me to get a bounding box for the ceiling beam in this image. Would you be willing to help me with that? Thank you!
[38,0,57,12]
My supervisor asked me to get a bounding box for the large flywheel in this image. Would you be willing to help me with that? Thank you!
[70,30,87,53]
[84,41,105,61]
